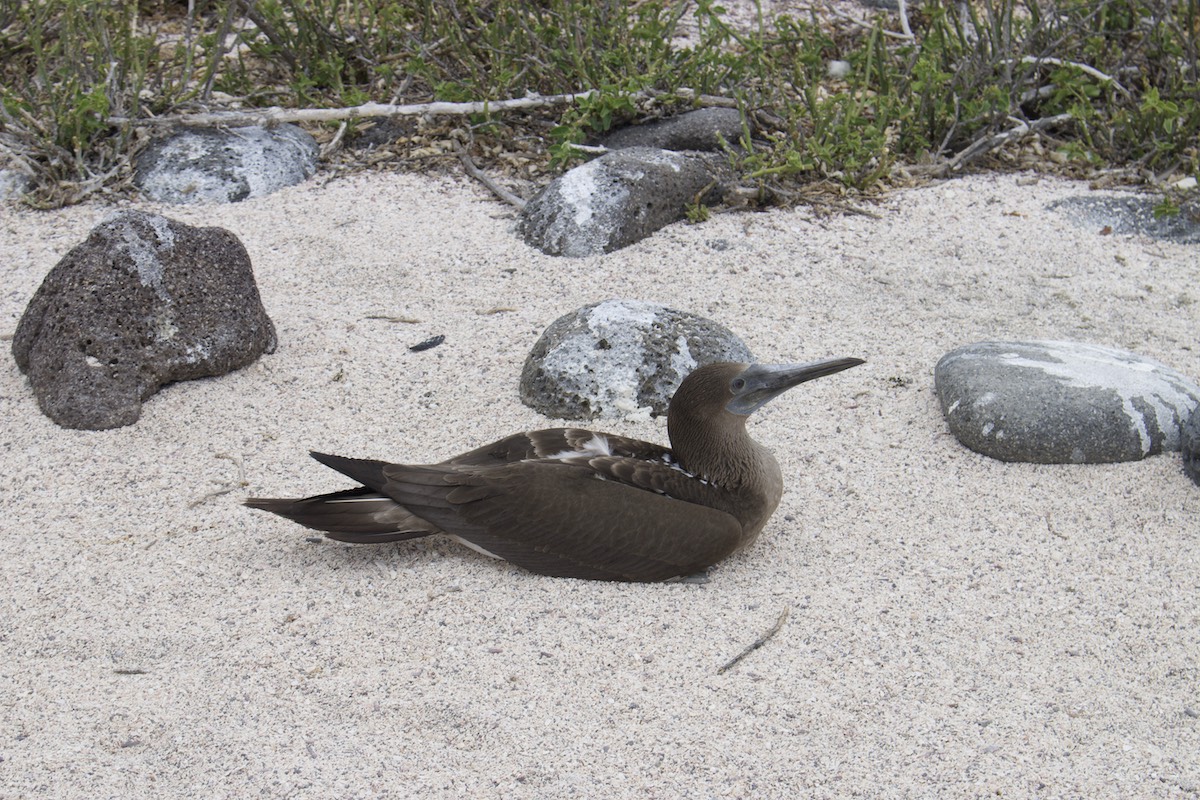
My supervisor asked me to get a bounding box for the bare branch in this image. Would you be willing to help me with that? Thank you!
[897,0,915,39]
[642,87,740,108]
[948,113,1073,172]
[106,86,747,135]
[1012,56,1131,97]
[820,1,912,40]
[566,143,609,155]
[108,92,601,129]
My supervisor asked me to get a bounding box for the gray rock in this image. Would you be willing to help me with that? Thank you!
[1183,405,1200,485]
[935,340,1200,463]
[519,147,731,257]
[134,125,318,204]
[12,211,277,430]
[520,299,752,420]
[598,108,744,152]
[1048,195,1200,244]
[0,167,32,201]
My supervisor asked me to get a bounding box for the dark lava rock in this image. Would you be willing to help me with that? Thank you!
[519,147,731,257]
[520,299,752,420]
[12,211,277,430]
[350,116,418,150]
[134,124,318,204]
[598,108,744,152]
[935,340,1200,463]
[1183,405,1200,485]
[1048,194,1200,244]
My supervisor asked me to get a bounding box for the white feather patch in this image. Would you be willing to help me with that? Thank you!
[449,535,502,560]
[665,460,707,484]
[545,434,612,461]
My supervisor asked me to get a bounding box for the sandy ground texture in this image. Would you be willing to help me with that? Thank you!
[1,171,1197,798]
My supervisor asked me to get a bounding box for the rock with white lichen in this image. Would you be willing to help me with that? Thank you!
[520,300,752,420]
[518,147,732,257]
[134,125,318,204]
[935,340,1200,463]
[1048,194,1200,244]
[0,165,32,201]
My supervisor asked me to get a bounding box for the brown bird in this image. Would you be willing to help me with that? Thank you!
[246,358,863,582]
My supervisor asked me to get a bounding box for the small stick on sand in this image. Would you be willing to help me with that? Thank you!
[718,606,790,674]
[455,143,527,210]
[365,314,421,323]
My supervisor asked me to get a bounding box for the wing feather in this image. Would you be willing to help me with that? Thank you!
[446,428,672,466]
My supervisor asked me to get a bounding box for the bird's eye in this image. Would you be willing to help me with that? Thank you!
[732,378,746,391]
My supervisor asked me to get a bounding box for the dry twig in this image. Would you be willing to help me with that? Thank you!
[947,113,1073,171]
[108,86,745,132]
[718,606,790,674]
[1012,56,1131,97]
[188,452,248,507]
[455,143,527,210]
[896,0,915,39]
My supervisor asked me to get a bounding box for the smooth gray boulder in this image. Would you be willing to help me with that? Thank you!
[935,340,1200,463]
[12,211,277,430]
[134,124,318,204]
[1183,405,1200,485]
[598,108,744,152]
[519,147,731,257]
[520,299,752,420]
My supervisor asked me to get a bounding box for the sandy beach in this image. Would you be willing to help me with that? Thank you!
[1,170,1197,798]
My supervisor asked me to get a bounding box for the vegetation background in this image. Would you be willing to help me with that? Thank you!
[0,0,1196,210]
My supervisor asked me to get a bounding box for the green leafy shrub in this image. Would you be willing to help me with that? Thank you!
[0,0,1195,207]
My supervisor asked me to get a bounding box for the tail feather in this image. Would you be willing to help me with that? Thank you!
[308,452,390,493]
[245,487,440,543]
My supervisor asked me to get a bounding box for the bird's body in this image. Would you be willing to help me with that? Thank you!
[246,358,863,582]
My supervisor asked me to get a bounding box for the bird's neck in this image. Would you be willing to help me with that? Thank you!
[668,413,784,538]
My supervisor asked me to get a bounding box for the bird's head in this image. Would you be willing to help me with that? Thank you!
[669,357,865,425]
[666,357,864,477]
[661,357,863,540]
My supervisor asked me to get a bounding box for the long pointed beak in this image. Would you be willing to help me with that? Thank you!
[726,357,865,416]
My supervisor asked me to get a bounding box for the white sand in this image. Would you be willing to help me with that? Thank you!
[1,171,1197,798]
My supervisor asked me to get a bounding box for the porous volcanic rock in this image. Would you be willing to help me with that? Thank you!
[12,211,277,429]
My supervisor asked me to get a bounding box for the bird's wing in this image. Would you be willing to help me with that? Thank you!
[376,459,743,582]
[445,428,672,466]
[566,455,736,511]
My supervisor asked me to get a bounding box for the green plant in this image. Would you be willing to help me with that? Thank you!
[1,0,1198,208]
[1153,193,1182,217]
